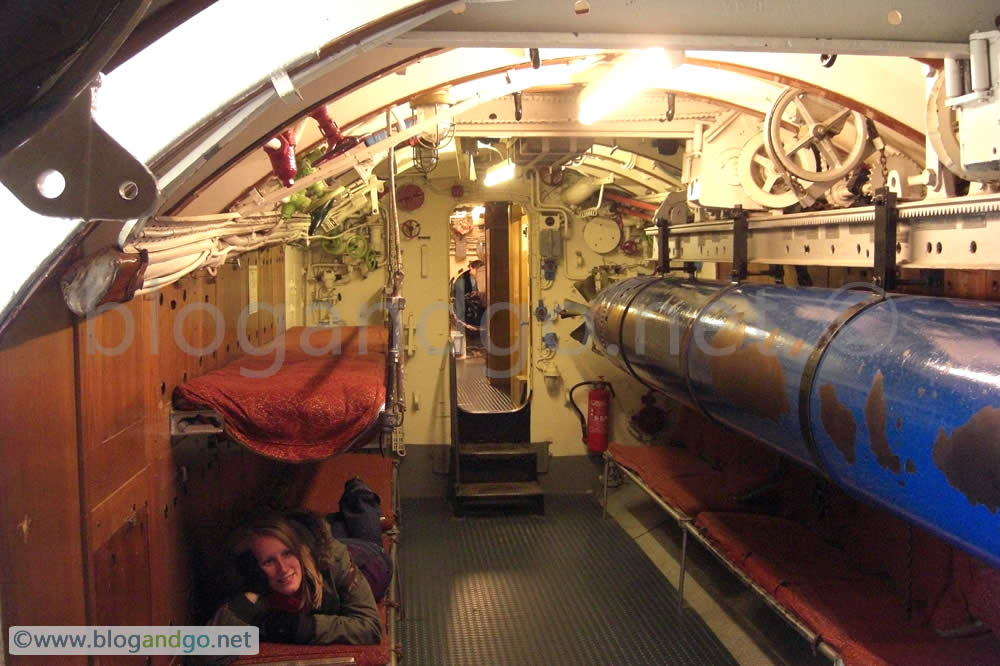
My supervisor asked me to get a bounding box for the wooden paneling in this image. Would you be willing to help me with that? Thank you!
[0,284,87,660]
[246,251,261,350]
[88,469,151,557]
[86,421,147,510]
[142,291,176,467]
[148,445,194,630]
[988,271,1000,301]
[485,202,513,384]
[944,269,988,299]
[0,239,288,662]
[76,297,146,459]
[201,273,223,373]
[259,248,274,345]
[92,502,151,666]
[218,260,247,365]
[271,245,286,336]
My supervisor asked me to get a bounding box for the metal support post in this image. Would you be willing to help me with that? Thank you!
[731,205,749,282]
[873,189,899,290]
[678,522,690,609]
[656,217,671,274]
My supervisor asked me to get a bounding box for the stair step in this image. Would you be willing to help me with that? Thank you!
[459,442,538,456]
[457,449,538,483]
[456,481,544,499]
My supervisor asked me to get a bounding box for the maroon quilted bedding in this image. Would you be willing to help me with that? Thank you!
[174,327,387,462]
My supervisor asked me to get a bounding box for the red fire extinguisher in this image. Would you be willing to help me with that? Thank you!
[569,379,615,454]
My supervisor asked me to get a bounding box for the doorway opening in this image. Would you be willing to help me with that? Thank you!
[449,202,531,417]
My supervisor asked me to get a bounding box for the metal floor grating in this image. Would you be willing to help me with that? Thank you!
[399,495,738,666]
[456,357,516,412]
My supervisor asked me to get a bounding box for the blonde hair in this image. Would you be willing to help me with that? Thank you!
[235,514,326,611]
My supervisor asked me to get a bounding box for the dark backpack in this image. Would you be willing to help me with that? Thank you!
[324,477,391,601]
[327,477,383,545]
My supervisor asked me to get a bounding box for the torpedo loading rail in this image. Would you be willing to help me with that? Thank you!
[646,192,1000,271]
[591,276,1000,568]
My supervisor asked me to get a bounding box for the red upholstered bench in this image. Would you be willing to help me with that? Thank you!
[694,512,866,595]
[604,408,1000,665]
[607,438,777,518]
[235,452,399,666]
[608,442,715,479]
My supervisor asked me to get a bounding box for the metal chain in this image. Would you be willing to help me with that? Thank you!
[867,118,890,202]
[774,156,811,208]
[877,143,889,201]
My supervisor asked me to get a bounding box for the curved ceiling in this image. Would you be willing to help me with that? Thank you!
[170,46,928,217]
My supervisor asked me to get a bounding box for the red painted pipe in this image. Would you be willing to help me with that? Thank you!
[605,192,659,211]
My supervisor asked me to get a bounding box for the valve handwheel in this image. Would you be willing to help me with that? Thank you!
[764,87,868,183]
[401,218,421,239]
[739,133,817,209]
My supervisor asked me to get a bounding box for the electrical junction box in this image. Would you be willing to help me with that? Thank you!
[539,228,563,259]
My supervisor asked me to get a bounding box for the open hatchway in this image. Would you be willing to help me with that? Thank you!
[447,190,539,511]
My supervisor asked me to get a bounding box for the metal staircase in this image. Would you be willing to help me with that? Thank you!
[449,344,544,515]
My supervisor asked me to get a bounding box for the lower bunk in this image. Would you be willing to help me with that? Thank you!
[604,410,1000,666]
[230,452,401,666]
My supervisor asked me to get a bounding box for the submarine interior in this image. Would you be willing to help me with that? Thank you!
[3,1,1000,664]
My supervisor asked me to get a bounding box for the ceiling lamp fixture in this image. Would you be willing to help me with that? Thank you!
[578,49,683,125]
[483,159,516,186]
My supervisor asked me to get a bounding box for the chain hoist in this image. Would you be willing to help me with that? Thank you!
[866,118,890,202]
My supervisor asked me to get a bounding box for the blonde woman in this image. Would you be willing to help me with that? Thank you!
[206,512,381,646]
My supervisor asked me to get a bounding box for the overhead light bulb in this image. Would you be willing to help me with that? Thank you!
[484,160,516,186]
[578,49,683,125]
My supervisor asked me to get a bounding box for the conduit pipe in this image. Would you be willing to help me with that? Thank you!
[591,277,1000,568]
[384,107,406,448]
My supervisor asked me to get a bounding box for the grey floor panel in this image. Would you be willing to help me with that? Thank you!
[400,495,738,666]
[456,356,516,412]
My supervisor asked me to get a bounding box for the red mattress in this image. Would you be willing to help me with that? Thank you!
[695,512,866,594]
[607,443,715,480]
[174,326,387,462]
[607,443,774,517]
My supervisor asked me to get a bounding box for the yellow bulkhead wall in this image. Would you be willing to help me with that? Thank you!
[281,172,664,455]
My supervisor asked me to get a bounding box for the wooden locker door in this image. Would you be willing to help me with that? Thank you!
[485,201,512,389]
[0,283,87,664]
[92,502,152,666]
[507,206,530,406]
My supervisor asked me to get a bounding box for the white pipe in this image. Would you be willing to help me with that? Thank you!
[141,220,248,237]
[144,239,217,262]
[970,38,990,92]
[944,58,965,98]
[132,223,277,251]
[305,222,368,242]
[135,251,211,295]
[144,253,208,280]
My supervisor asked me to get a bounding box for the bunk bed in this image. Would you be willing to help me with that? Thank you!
[172,326,388,462]
[603,411,1000,665]
[234,451,401,666]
